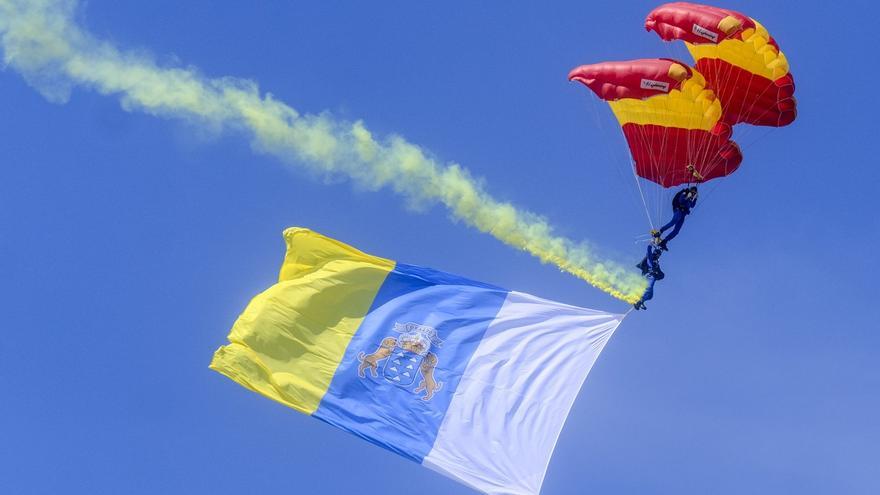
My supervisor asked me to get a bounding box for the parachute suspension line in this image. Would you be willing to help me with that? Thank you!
[702,35,773,177]
[688,51,723,185]
[630,158,655,230]
[645,123,668,226]
[690,53,729,218]
[725,49,761,144]
[735,69,785,146]
[588,96,645,218]
[683,59,740,217]
[682,172,723,226]
[612,90,665,229]
[698,52,724,183]
[662,40,698,191]
[629,121,655,226]
[662,39,729,185]
[699,52,767,181]
[662,68,686,224]
[590,95,652,236]
[631,115,664,228]
[641,79,672,226]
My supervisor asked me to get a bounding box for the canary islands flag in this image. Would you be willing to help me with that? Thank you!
[210,228,623,495]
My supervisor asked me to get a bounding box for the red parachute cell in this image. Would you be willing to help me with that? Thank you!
[569,58,742,187]
[645,2,796,127]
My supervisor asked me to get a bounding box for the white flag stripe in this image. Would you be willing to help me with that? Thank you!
[423,291,623,495]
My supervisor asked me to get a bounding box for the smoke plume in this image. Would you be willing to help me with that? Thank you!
[0,0,646,303]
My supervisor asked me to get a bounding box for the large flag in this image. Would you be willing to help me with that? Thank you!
[210,228,624,495]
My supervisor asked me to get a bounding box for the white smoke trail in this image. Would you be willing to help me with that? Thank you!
[0,0,647,303]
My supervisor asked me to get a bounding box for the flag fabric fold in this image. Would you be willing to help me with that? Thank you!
[211,227,623,495]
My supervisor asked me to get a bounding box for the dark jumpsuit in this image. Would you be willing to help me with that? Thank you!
[659,188,697,246]
[637,243,664,305]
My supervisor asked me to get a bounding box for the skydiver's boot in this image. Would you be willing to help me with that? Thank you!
[636,257,649,275]
[633,300,646,310]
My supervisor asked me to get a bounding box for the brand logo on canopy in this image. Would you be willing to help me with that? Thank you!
[639,79,670,92]
[691,23,719,42]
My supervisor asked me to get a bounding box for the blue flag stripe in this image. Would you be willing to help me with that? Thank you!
[313,263,508,462]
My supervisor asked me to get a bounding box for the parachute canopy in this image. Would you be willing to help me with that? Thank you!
[569,58,742,187]
[645,2,796,127]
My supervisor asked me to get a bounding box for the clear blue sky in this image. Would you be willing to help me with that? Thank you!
[1,1,876,493]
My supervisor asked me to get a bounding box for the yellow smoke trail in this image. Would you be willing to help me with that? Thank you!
[0,0,647,303]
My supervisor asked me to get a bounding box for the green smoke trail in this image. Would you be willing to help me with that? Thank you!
[0,0,647,303]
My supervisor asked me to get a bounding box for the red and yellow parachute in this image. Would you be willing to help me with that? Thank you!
[645,2,796,127]
[569,2,795,194]
[569,58,741,187]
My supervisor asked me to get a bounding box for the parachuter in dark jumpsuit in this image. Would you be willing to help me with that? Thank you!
[658,186,697,250]
[634,241,664,310]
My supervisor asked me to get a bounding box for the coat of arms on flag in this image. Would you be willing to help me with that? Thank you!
[357,322,444,401]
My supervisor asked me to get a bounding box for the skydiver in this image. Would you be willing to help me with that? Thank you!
[654,185,698,251]
[634,236,664,310]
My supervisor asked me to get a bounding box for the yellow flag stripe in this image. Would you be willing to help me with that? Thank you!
[210,228,394,415]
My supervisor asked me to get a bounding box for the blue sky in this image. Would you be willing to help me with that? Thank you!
[1,1,877,493]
